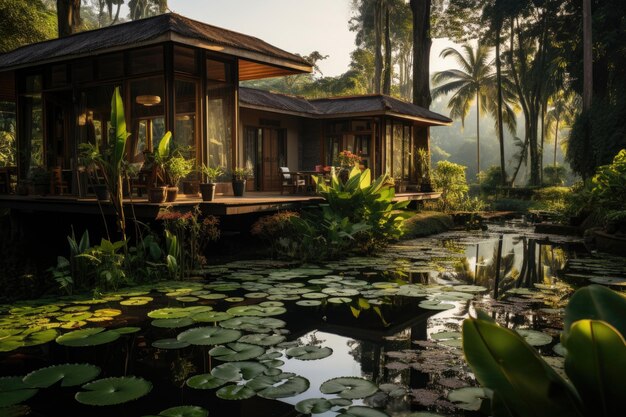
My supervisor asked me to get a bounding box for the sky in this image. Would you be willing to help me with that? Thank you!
[165,0,458,78]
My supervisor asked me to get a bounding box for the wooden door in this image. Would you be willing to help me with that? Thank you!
[261,128,281,191]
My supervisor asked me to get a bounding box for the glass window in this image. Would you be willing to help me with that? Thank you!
[77,85,116,147]
[206,84,233,170]
[19,94,43,173]
[385,123,392,174]
[175,78,197,159]
[0,101,17,167]
[128,46,163,75]
[326,135,340,166]
[403,125,411,178]
[393,122,403,178]
[130,77,165,160]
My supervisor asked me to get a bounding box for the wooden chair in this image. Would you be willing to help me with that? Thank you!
[280,167,305,195]
[51,167,69,195]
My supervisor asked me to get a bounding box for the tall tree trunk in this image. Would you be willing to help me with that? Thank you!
[553,117,559,167]
[540,102,546,184]
[374,0,384,94]
[57,0,82,37]
[495,25,506,185]
[582,0,593,111]
[382,6,392,95]
[410,0,432,108]
[475,91,481,177]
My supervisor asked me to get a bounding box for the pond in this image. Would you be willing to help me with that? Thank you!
[1,220,624,417]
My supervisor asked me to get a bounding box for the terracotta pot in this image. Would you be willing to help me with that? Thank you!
[148,186,167,203]
[200,183,217,201]
[166,186,179,202]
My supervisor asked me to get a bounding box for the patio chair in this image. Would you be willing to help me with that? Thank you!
[51,167,69,195]
[280,167,305,195]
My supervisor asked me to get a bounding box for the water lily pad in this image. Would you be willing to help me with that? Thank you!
[224,297,245,303]
[430,331,462,348]
[296,300,322,307]
[515,329,552,346]
[295,398,334,414]
[226,305,286,317]
[553,342,567,357]
[238,333,286,346]
[120,297,153,306]
[322,288,359,297]
[338,406,390,417]
[197,293,227,300]
[452,285,488,293]
[177,327,241,346]
[215,384,256,400]
[447,387,487,411]
[113,327,141,335]
[176,296,199,303]
[192,311,233,323]
[57,312,93,322]
[418,300,455,311]
[219,317,286,333]
[151,318,194,329]
[211,361,267,381]
[0,377,38,407]
[147,308,190,319]
[246,373,310,399]
[158,405,208,417]
[56,328,120,347]
[0,329,58,352]
[186,374,226,390]
[23,363,100,388]
[302,292,329,299]
[209,343,265,362]
[75,376,152,406]
[152,338,190,350]
[327,297,352,304]
[258,301,284,307]
[320,377,378,399]
[286,345,333,360]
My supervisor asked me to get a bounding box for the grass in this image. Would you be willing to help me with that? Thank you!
[402,211,454,239]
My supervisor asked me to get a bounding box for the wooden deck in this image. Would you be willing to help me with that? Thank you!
[0,191,440,217]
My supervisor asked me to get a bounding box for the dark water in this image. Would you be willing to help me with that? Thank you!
[2,220,622,417]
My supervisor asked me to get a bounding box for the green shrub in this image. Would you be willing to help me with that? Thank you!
[402,211,454,238]
[591,148,626,211]
[265,167,410,260]
[533,186,572,213]
[543,165,567,186]
[432,161,470,211]
[490,198,537,212]
[250,211,301,257]
[479,165,507,192]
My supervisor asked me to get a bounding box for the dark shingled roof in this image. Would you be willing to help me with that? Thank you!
[311,95,452,124]
[0,13,311,70]
[239,87,452,125]
[239,87,321,116]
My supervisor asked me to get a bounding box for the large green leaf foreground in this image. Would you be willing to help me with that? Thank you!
[462,285,626,417]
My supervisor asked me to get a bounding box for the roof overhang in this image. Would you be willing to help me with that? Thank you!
[239,102,318,118]
[0,31,312,81]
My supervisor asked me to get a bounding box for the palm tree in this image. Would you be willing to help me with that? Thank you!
[432,44,494,176]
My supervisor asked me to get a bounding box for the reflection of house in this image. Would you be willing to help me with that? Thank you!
[0,12,450,197]
[239,88,451,191]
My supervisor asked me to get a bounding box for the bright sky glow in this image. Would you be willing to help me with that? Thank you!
[167,0,459,77]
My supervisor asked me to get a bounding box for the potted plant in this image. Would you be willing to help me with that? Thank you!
[78,143,111,201]
[29,166,50,196]
[200,164,224,201]
[148,132,172,203]
[416,148,433,192]
[231,167,250,197]
[164,153,195,202]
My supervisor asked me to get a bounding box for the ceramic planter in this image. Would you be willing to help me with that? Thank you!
[232,179,246,197]
[148,186,167,203]
[166,186,178,202]
[200,182,217,201]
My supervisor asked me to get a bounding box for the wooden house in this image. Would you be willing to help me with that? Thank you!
[0,13,450,204]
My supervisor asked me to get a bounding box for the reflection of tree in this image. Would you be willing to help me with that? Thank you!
[540,245,566,282]
[301,330,325,347]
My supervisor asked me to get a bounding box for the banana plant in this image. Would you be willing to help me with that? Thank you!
[462,285,626,417]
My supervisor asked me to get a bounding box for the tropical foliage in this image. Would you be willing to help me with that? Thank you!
[463,285,626,417]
